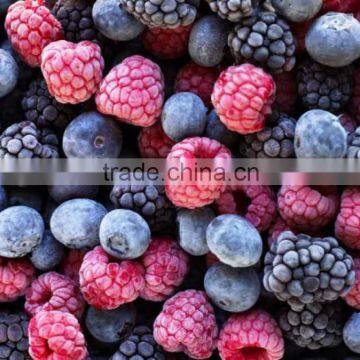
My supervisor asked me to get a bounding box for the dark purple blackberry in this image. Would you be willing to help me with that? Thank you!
[228,11,296,73]
[110,183,175,233]
[297,59,353,112]
[348,126,360,159]
[22,78,76,130]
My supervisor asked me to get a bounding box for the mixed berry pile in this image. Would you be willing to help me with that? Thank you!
[0,0,359,359]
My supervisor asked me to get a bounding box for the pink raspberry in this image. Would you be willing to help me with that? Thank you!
[5,0,63,67]
[79,246,145,310]
[153,290,218,359]
[211,64,276,134]
[349,68,360,123]
[165,137,232,209]
[218,309,284,360]
[174,62,220,106]
[29,310,87,360]
[140,236,189,301]
[267,216,291,247]
[278,185,339,232]
[343,257,360,309]
[25,271,85,319]
[96,55,165,127]
[0,257,34,302]
[142,25,192,59]
[41,40,104,104]
[272,71,297,114]
[60,249,87,285]
[335,187,360,249]
[138,122,175,158]
[216,185,277,232]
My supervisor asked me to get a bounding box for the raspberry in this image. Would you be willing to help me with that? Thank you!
[211,64,276,134]
[272,71,297,114]
[29,310,87,360]
[340,114,358,139]
[216,185,277,232]
[0,257,34,302]
[41,40,104,104]
[138,122,175,158]
[174,62,219,106]
[343,257,360,309]
[335,187,360,249]
[267,216,291,247]
[140,236,189,301]
[60,249,87,285]
[217,309,285,360]
[25,271,85,319]
[96,55,165,127]
[5,0,63,67]
[153,290,218,359]
[321,0,360,13]
[278,186,339,232]
[142,25,192,59]
[165,137,232,209]
[79,246,145,310]
[205,252,220,267]
[349,68,360,123]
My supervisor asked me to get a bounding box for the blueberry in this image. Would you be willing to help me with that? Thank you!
[206,214,262,267]
[306,13,360,67]
[85,304,137,346]
[176,207,214,256]
[92,0,145,41]
[295,110,347,158]
[50,199,107,249]
[161,92,207,142]
[99,209,151,259]
[271,0,322,22]
[30,229,66,271]
[0,50,18,98]
[344,312,360,353]
[8,188,43,212]
[0,206,44,258]
[63,111,123,158]
[48,185,99,203]
[189,15,229,67]
[204,263,260,312]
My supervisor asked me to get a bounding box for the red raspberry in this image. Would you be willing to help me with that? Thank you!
[218,309,284,360]
[60,249,87,285]
[343,257,360,309]
[29,310,87,360]
[41,40,104,104]
[25,271,85,319]
[321,0,360,13]
[290,20,313,54]
[96,55,165,127]
[165,137,232,209]
[272,71,297,114]
[174,62,220,106]
[140,236,189,301]
[216,185,277,232]
[79,246,145,310]
[267,216,291,247]
[153,290,218,359]
[5,0,63,67]
[138,122,175,158]
[349,68,360,123]
[335,187,360,249]
[142,25,192,59]
[0,257,34,302]
[339,114,358,136]
[205,252,220,267]
[211,64,276,134]
[278,186,339,232]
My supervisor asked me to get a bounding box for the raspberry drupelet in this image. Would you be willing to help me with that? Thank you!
[343,257,360,309]
[79,246,145,310]
[267,215,291,247]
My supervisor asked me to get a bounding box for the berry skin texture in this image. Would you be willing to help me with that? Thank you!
[0,257,34,302]
[278,186,339,232]
[29,310,87,360]
[218,309,284,360]
[25,271,85,319]
[165,137,232,209]
[41,40,104,104]
[153,290,218,359]
[343,257,360,309]
[212,64,276,134]
[142,25,192,59]
[140,236,189,301]
[5,0,63,67]
[335,187,360,249]
[96,55,164,127]
[79,246,145,310]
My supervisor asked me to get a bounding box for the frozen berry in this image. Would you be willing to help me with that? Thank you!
[267,215,291,247]
[60,249,87,285]
[206,0,257,22]
[343,257,360,309]
[343,312,360,354]
[49,185,99,203]
[273,71,298,114]
[321,0,360,13]
[8,187,43,212]
[271,0,322,22]
[0,50,18,98]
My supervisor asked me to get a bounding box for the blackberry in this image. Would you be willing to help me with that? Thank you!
[297,59,353,112]
[110,325,166,360]
[279,302,344,350]
[110,183,175,233]
[0,309,30,359]
[22,78,76,130]
[228,11,296,73]
[239,114,296,158]
[0,121,59,158]
[348,127,360,159]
